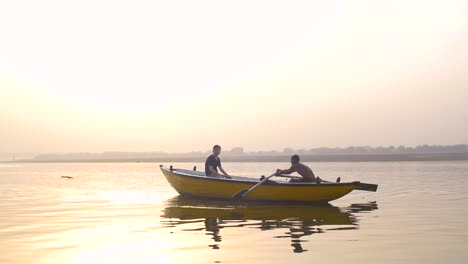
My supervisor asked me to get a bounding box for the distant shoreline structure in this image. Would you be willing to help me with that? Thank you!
[4,153,468,163]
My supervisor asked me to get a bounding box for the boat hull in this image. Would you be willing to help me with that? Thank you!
[161,167,356,203]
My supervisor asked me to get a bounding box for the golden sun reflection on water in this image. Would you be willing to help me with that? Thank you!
[29,194,377,264]
[70,240,174,264]
[2,162,468,264]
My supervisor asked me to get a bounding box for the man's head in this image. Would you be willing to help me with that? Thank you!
[291,154,300,165]
[213,145,221,156]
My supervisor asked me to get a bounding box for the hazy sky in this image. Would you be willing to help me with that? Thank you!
[1,1,467,153]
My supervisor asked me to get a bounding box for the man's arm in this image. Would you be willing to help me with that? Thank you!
[276,165,297,175]
[209,166,218,175]
[219,166,232,179]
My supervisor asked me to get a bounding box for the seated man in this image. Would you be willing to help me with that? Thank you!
[205,145,232,179]
[276,154,316,182]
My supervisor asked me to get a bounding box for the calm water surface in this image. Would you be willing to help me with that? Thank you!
[1,161,467,263]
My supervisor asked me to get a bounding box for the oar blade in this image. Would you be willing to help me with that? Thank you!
[231,189,248,200]
[354,182,378,192]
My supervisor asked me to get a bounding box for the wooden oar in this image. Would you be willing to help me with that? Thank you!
[353,182,378,192]
[231,172,277,200]
[326,180,377,192]
[276,175,378,192]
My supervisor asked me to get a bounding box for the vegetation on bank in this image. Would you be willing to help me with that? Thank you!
[2,144,466,162]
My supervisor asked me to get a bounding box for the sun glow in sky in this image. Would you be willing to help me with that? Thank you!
[1,0,467,153]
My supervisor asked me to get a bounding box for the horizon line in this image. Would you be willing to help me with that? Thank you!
[2,143,468,155]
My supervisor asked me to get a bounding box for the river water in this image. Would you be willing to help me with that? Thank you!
[1,161,467,263]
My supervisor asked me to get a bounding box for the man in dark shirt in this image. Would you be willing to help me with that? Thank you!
[205,145,231,179]
[276,154,316,182]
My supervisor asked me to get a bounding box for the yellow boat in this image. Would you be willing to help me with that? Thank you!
[160,165,377,203]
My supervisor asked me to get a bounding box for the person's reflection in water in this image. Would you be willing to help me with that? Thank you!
[162,196,379,254]
[205,217,222,249]
[292,243,306,253]
[261,218,325,253]
[289,220,325,253]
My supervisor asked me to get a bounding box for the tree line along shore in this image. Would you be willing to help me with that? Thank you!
[3,145,468,163]
[4,153,468,163]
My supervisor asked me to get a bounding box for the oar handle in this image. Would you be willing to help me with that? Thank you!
[240,172,277,198]
[231,172,277,200]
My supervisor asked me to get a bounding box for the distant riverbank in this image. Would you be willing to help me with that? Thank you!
[4,153,468,163]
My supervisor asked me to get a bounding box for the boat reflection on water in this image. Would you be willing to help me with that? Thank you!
[161,196,378,253]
